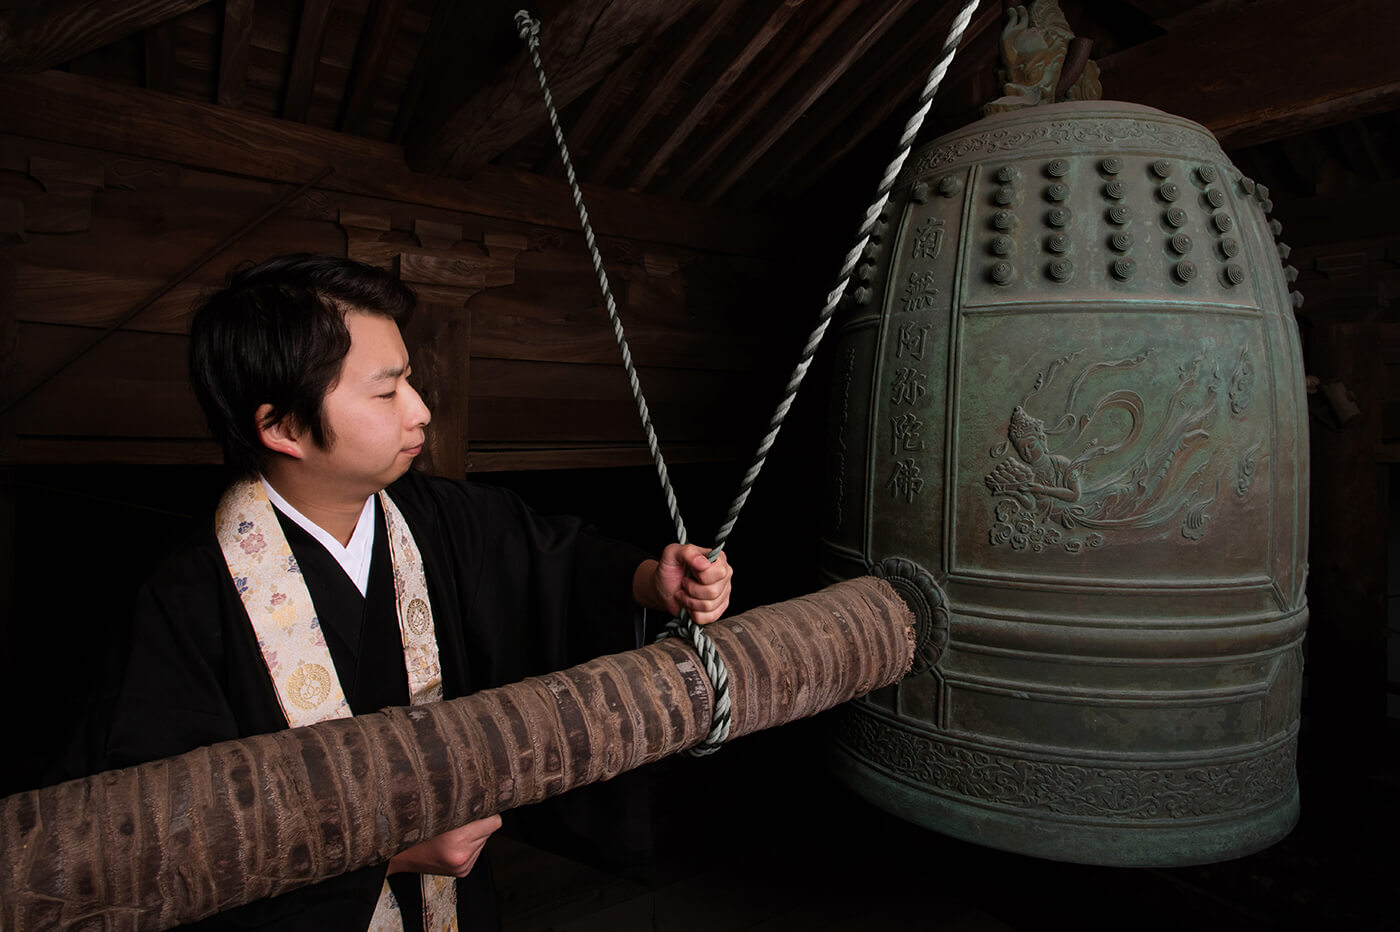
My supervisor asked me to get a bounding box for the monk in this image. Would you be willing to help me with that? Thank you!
[87,253,733,931]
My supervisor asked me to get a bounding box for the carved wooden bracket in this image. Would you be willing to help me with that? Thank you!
[336,208,522,306]
[338,209,395,266]
[641,249,681,279]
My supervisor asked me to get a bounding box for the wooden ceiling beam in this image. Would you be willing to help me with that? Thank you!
[735,0,972,205]
[0,0,212,72]
[402,0,701,179]
[281,0,333,122]
[0,69,794,258]
[665,0,866,199]
[340,0,408,135]
[586,0,747,186]
[699,0,917,204]
[1148,0,1260,33]
[216,0,254,107]
[626,0,807,194]
[1098,0,1400,150]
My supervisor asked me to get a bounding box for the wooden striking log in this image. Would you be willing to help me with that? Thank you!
[0,576,913,932]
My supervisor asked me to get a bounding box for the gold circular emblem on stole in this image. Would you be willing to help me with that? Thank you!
[407,598,431,635]
[287,663,333,710]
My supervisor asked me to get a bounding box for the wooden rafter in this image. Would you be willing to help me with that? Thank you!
[390,0,457,144]
[560,35,660,178]
[586,0,747,187]
[564,11,700,181]
[699,0,917,204]
[664,0,865,199]
[1351,118,1392,181]
[144,17,177,93]
[282,0,333,122]
[625,0,807,193]
[216,0,255,107]
[736,0,975,205]
[340,0,408,135]
[0,0,212,72]
[785,0,1002,198]
[403,0,701,179]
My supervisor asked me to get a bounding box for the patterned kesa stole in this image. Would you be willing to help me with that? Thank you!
[216,479,458,932]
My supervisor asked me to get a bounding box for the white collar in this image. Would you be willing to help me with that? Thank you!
[260,477,378,596]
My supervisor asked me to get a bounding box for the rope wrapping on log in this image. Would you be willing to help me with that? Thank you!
[1,577,914,932]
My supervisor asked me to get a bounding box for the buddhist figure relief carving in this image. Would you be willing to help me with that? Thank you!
[983,341,1253,551]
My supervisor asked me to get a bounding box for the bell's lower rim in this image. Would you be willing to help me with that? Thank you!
[826,739,1300,868]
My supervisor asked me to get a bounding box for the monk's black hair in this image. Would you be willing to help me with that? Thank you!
[188,253,416,477]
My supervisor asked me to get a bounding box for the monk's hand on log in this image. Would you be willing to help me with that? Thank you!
[634,543,732,624]
[385,814,502,879]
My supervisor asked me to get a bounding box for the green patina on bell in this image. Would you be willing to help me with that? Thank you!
[820,5,1306,867]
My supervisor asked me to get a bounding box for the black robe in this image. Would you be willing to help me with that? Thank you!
[88,470,651,931]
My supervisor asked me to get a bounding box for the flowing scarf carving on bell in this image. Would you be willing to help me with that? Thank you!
[981,341,1247,554]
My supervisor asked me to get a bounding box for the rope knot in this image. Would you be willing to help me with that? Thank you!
[513,10,539,42]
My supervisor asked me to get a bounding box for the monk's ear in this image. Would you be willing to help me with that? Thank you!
[256,403,305,460]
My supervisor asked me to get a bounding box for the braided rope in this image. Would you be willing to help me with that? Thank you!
[515,11,732,753]
[515,0,981,753]
[710,0,982,551]
[514,12,688,548]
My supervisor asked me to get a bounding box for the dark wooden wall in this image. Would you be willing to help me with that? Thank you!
[1264,172,1400,759]
[0,70,809,477]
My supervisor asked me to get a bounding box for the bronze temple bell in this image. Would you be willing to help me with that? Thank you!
[820,12,1307,867]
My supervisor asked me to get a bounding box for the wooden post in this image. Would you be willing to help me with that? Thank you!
[403,299,471,479]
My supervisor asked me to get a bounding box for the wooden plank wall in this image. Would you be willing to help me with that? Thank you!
[0,71,803,477]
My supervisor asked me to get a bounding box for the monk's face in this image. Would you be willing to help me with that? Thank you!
[299,311,431,498]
